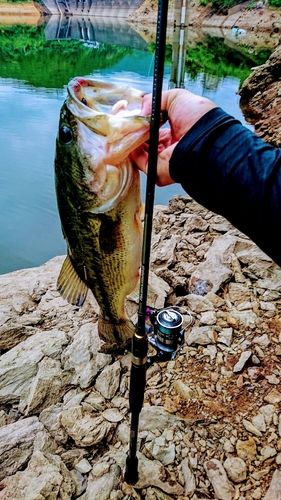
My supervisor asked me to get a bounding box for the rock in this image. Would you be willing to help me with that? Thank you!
[0,416,44,480]
[259,404,276,425]
[217,328,233,346]
[139,406,180,432]
[39,403,69,445]
[263,469,281,500]
[182,213,209,233]
[239,45,281,147]
[181,457,196,496]
[242,419,262,437]
[61,322,112,389]
[264,388,281,404]
[70,469,87,497]
[260,445,277,462]
[204,458,235,500]
[2,175,281,497]
[172,380,193,401]
[200,310,216,325]
[224,457,247,483]
[186,326,217,346]
[252,413,266,433]
[19,357,65,415]
[58,406,112,447]
[233,350,252,373]
[252,333,270,347]
[145,437,175,466]
[189,234,236,293]
[0,329,69,405]
[185,293,215,312]
[230,309,258,328]
[102,408,123,422]
[228,283,251,304]
[151,234,179,268]
[145,487,174,500]
[135,453,184,495]
[266,373,280,384]
[95,360,121,399]
[0,451,75,499]
[74,458,92,474]
[236,436,257,462]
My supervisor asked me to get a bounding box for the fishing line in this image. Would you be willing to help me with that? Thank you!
[125,0,169,485]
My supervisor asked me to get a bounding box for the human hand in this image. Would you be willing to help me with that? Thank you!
[131,89,217,186]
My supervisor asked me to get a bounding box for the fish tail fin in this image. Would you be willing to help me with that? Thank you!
[57,255,88,307]
[98,316,135,352]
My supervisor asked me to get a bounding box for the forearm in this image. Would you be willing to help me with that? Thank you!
[170,107,281,266]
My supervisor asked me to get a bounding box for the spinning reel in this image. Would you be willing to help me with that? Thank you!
[145,306,192,365]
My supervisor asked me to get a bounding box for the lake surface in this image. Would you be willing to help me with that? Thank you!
[0,17,269,275]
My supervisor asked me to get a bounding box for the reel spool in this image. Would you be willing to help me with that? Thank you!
[147,306,192,363]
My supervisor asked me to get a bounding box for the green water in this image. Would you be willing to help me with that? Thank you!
[0,19,271,274]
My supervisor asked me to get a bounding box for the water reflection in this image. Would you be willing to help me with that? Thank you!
[45,15,147,50]
[0,17,271,274]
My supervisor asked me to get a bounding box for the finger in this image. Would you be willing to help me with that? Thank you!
[155,143,178,187]
[131,147,149,174]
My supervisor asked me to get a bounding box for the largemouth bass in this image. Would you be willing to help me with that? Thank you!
[55,77,151,350]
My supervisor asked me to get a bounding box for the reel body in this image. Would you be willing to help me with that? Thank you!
[146,307,185,364]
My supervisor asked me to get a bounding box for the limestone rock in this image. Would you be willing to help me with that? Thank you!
[224,457,247,483]
[0,416,44,480]
[135,453,184,495]
[61,322,112,389]
[172,380,193,401]
[57,406,112,447]
[204,458,235,500]
[263,469,281,500]
[0,329,69,405]
[233,350,252,373]
[0,451,75,499]
[189,234,236,293]
[186,325,216,346]
[19,356,65,415]
[181,457,196,496]
[236,436,257,462]
[139,406,180,432]
[145,434,175,466]
[78,458,121,500]
[95,360,121,399]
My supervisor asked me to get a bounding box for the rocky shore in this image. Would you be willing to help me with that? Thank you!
[128,0,281,33]
[2,191,281,498]
[239,44,281,147]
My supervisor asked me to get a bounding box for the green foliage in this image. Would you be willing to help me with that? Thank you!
[268,0,281,6]
[152,36,271,85]
[0,24,132,88]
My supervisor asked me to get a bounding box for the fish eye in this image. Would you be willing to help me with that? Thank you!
[59,125,73,144]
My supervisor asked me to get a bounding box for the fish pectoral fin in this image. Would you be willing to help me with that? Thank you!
[57,255,88,307]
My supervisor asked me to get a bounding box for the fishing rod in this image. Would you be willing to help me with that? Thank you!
[124,0,170,485]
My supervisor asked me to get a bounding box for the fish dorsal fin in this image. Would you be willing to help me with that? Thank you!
[57,255,88,307]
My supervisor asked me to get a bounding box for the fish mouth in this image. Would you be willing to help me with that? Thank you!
[66,77,151,214]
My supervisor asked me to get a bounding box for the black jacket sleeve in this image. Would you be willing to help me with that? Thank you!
[169,107,281,267]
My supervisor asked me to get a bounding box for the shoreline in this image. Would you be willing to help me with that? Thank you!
[0,0,280,34]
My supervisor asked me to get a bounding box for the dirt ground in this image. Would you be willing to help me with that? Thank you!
[0,2,40,24]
